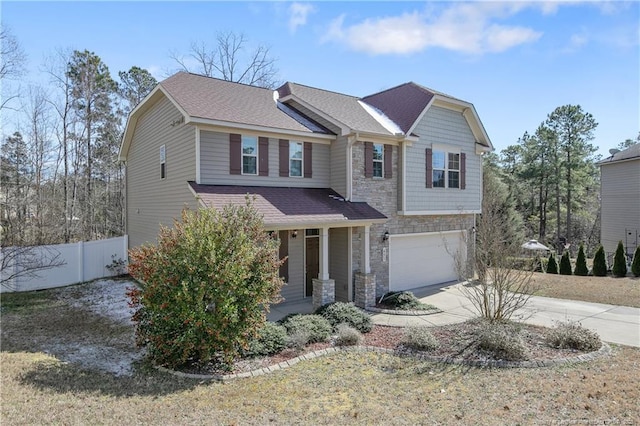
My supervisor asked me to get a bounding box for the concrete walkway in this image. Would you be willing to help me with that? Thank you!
[370,282,640,348]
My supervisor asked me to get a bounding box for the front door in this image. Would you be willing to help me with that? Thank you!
[305,237,319,297]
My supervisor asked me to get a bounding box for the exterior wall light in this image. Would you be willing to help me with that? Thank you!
[291,230,298,239]
[382,231,389,242]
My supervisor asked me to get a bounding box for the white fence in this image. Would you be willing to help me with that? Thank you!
[1,236,128,293]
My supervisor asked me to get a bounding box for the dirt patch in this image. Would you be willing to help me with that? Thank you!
[529,273,640,307]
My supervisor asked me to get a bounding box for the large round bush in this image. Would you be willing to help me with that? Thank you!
[127,202,285,368]
[315,302,373,333]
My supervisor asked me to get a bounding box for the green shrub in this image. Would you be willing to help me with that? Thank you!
[574,244,589,276]
[612,241,628,278]
[315,302,373,333]
[477,322,528,361]
[592,245,608,277]
[546,253,558,274]
[286,329,311,350]
[400,326,439,351]
[334,323,362,347]
[632,245,640,278]
[559,251,572,275]
[243,322,288,357]
[281,314,332,343]
[379,291,435,311]
[127,202,285,368]
[546,321,601,352]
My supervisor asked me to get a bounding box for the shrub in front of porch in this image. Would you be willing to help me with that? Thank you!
[127,201,285,369]
[280,314,332,344]
[315,302,373,333]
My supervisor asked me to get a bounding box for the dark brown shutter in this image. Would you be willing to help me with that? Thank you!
[460,152,466,190]
[259,137,269,176]
[279,139,289,177]
[278,230,289,282]
[425,148,433,188]
[364,142,373,178]
[304,142,312,178]
[230,133,241,175]
[384,144,392,178]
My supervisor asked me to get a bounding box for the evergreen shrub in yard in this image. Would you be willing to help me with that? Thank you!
[546,321,601,352]
[574,244,589,276]
[632,246,640,278]
[546,253,558,274]
[127,202,284,368]
[315,302,373,333]
[612,241,628,278]
[559,251,572,275]
[280,314,332,343]
[592,245,608,277]
[243,322,288,357]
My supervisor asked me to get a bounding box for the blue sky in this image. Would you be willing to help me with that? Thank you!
[3,1,639,157]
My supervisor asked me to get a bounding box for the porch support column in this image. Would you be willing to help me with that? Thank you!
[361,225,371,274]
[355,225,376,309]
[312,226,334,310]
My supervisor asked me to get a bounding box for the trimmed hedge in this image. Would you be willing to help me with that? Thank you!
[559,251,572,275]
[574,244,589,276]
[592,246,607,277]
[546,253,558,274]
[612,241,627,277]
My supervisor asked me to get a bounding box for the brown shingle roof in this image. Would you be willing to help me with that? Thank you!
[361,83,435,134]
[277,82,395,136]
[189,182,387,227]
[160,72,330,134]
[597,143,640,165]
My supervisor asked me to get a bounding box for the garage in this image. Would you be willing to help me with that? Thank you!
[389,231,466,291]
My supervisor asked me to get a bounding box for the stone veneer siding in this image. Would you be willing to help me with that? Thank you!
[312,278,335,310]
[354,273,376,308]
[351,141,474,298]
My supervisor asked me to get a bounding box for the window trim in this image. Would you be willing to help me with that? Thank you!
[241,135,258,175]
[159,144,166,179]
[430,146,461,189]
[289,141,303,178]
[372,143,384,178]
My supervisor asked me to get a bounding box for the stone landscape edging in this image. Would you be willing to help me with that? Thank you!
[365,306,443,316]
[156,342,612,381]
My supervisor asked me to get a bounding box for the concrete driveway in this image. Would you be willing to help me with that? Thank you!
[370,282,640,348]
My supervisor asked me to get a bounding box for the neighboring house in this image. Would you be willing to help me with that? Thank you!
[598,144,640,261]
[119,72,493,308]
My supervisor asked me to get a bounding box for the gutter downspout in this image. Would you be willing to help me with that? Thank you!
[346,133,358,201]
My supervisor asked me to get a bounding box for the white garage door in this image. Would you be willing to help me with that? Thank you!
[389,231,465,291]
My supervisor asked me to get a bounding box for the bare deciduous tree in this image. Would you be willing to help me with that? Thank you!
[457,163,537,322]
[0,245,65,289]
[1,26,27,111]
[171,31,279,89]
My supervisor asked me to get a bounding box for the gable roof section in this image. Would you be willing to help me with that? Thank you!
[361,82,435,134]
[277,82,396,137]
[597,144,640,166]
[189,182,387,228]
[362,82,493,149]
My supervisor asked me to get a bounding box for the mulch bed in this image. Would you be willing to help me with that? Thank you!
[178,321,597,376]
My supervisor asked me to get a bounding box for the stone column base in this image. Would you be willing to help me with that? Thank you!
[354,273,376,309]
[312,278,335,310]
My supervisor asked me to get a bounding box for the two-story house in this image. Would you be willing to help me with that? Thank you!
[119,72,493,309]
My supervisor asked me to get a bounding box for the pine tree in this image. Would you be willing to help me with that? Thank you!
[631,246,640,278]
[559,251,572,275]
[574,243,589,276]
[612,241,628,278]
[592,246,607,277]
[547,253,558,274]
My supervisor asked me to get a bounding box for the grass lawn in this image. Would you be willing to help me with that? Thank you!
[2,279,639,424]
[528,273,640,308]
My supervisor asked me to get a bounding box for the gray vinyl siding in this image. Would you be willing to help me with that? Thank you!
[200,130,330,187]
[405,106,482,212]
[331,136,348,197]
[330,227,350,302]
[126,96,197,248]
[281,234,305,303]
[600,159,640,256]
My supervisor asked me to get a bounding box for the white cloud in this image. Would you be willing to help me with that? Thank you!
[288,2,315,33]
[322,3,543,55]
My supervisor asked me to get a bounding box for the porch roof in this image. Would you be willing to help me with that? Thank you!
[188,182,387,228]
